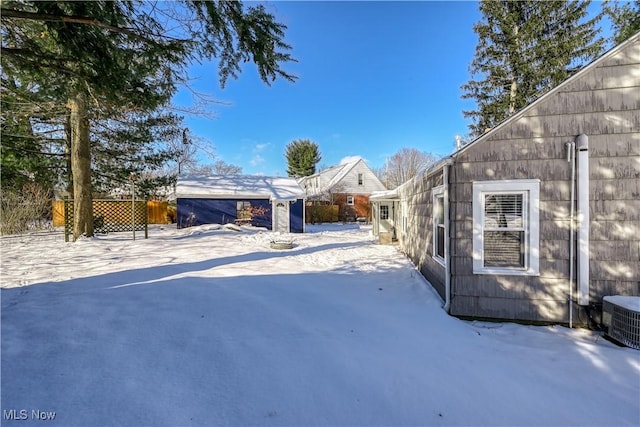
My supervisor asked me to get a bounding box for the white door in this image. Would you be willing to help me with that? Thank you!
[274,201,290,232]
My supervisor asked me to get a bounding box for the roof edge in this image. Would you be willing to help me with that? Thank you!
[454,31,640,158]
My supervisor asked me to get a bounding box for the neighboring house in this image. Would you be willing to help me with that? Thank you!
[298,158,387,221]
[372,33,640,325]
[175,175,305,233]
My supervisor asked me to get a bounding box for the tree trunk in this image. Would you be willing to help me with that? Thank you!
[68,92,93,240]
[65,112,73,195]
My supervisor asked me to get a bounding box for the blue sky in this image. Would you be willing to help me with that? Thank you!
[173,1,607,176]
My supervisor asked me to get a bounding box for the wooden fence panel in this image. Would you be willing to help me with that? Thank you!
[52,200,65,227]
[147,201,169,224]
[54,200,169,226]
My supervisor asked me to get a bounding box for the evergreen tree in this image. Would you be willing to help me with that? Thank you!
[285,139,321,178]
[1,75,66,193]
[90,109,185,198]
[605,0,640,44]
[1,1,296,239]
[462,0,604,137]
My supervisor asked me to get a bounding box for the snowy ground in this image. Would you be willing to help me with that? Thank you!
[1,224,639,426]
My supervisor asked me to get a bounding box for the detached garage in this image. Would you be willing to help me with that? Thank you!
[176,175,305,233]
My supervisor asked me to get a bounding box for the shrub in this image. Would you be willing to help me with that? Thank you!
[0,183,53,235]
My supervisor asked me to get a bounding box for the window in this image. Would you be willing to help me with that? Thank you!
[237,201,252,220]
[472,180,539,275]
[380,205,389,220]
[433,186,445,264]
[358,173,364,186]
[346,196,354,205]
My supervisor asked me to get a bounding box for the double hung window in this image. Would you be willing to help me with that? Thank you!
[472,180,539,275]
[432,186,445,264]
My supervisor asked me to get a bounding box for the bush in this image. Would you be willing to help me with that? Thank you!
[0,183,53,235]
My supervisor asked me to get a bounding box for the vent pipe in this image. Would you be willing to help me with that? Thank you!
[566,141,576,327]
[443,163,451,313]
[576,134,590,306]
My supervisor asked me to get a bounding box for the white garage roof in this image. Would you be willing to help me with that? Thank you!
[176,175,306,201]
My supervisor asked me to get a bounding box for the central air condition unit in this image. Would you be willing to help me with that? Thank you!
[602,296,640,350]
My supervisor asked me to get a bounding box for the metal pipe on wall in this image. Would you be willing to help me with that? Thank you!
[566,142,576,327]
[443,163,451,313]
[576,134,590,306]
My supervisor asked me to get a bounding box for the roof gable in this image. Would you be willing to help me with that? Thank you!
[455,31,640,157]
[299,158,386,194]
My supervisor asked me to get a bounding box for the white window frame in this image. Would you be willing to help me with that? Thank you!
[346,195,354,206]
[432,185,446,266]
[358,173,364,186]
[380,204,389,220]
[472,180,540,276]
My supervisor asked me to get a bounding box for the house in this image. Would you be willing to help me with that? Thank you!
[298,157,387,221]
[372,32,640,325]
[175,175,305,233]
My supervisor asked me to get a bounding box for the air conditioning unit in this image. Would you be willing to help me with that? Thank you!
[602,296,640,350]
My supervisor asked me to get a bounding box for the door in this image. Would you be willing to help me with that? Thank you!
[274,201,290,233]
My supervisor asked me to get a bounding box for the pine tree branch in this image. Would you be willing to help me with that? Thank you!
[1,8,145,40]
[0,7,191,45]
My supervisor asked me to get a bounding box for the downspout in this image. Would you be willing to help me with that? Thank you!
[566,141,576,328]
[576,134,590,306]
[443,162,452,313]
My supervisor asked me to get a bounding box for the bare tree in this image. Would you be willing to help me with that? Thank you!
[187,161,242,176]
[382,148,438,189]
[211,160,242,175]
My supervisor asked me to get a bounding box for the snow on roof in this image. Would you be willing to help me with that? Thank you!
[327,158,361,189]
[299,158,364,193]
[370,188,399,200]
[176,175,305,200]
[604,296,640,312]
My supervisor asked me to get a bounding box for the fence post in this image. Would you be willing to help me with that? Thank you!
[130,173,136,241]
[144,200,149,239]
[64,198,70,242]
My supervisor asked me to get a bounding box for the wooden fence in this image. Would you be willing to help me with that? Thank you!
[53,200,170,227]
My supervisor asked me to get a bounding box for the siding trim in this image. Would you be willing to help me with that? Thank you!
[472,179,540,276]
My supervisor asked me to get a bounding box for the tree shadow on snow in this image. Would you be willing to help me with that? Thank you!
[0,240,371,308]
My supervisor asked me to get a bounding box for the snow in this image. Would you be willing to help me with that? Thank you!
[175,174,305,200]
[604,295,640,312]
[339,155,364,165]
[1,224,639,426]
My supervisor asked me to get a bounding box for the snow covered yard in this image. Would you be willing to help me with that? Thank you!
[1,224,638,426]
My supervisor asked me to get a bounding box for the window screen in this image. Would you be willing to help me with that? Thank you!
[483,194,524,268]
[435,195,445,259]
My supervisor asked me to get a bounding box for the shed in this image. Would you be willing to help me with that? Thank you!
[176,175,305,233]
[372,32,640,325]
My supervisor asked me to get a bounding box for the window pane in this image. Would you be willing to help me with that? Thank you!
[435,196,444,225]
[380,205,389,220]
[484,194,523,228]
[484,231,524,267]
[237,201,251,219]
[436,225,445,258]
